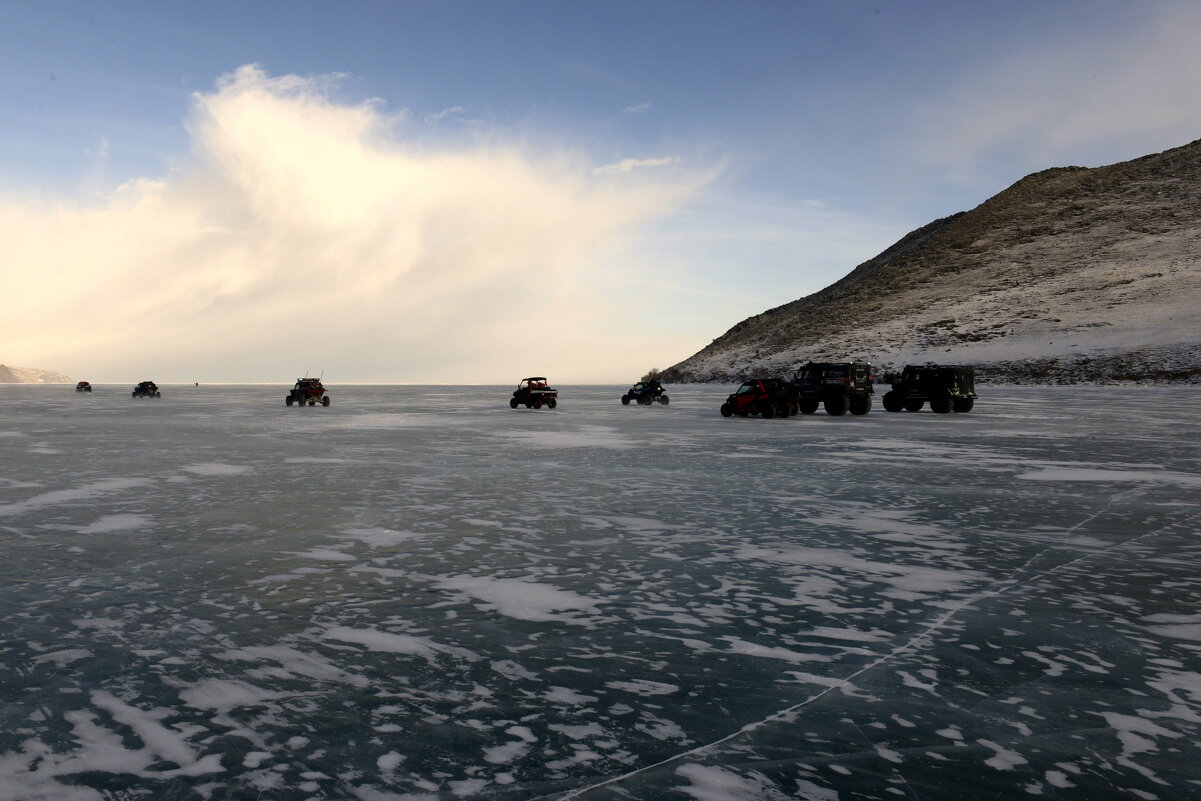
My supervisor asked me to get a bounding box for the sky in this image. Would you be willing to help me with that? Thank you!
[2,0,1200,383]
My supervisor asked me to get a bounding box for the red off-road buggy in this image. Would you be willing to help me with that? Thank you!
[286,378,330,407]
[719,378,795,418]
[510,377,558,409]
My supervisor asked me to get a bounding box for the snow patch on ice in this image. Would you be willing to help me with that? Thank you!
[1017,467,1201,486]
[0,477,152,517]
[177,679,284,711]
[978,739,1028,770]
[435,576,603,624]
[322,626,479,663]
[675,764,796,801]
[605,679,679,696]
[341,527,424,547]
[182,462,251,476]
[77,514,152,534]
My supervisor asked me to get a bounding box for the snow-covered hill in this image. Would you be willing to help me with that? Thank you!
[0,364,73,383]
[665,139,1201,383]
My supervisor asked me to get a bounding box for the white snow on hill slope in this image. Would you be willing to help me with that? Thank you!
[667,139,1201,384]
[0,364,73,383]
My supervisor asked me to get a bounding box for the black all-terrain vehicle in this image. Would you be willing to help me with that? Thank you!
[882,365,976,413]
[720,378,798,418]
[794,362,873,416]
[75,381,92,393]
[622,379,669,406]
[510,377,558,409]
[287,378,330,407]
[132,381,161,399]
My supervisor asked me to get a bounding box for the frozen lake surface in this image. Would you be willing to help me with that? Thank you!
[2,384,1200,801]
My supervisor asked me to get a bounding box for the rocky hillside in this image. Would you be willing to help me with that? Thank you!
[665,139,1201,383]
[0,364,73,383]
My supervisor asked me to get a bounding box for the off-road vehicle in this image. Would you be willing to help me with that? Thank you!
[287,378,330,407]
[131,381,161,399]
[719,378,797,418]
[510,377,558,409]
[621,379,669,406]
[882,365,975,413]
[75,381,92,393]
[794,362,873,416]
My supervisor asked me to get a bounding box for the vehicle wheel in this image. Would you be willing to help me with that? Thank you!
[720,402,733,417]
[286,396,294,406]
[132,392,138,398]
[799,400,819,414]
[760,402,775,419]
[952,397,974,413]
[546,398,557,409]
[824,397,848,416]
[904,398,925,412]
[850,395,871,415]
[510,397,519,409]
[322,396,330,407]
[533,399,543,409]
[930,396,951,414]
[621,395,630,405]
[155,392,162,398]
[660,396,669,406]
[883,391,903,412]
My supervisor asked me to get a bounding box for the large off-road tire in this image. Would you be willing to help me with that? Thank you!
[546,397,557,409]
[952,397,974,413]
[510,397,519,409]
[322,396,330,407]
[720,402,733,417]
[132,392,138,398]
[849,395,871,415]
[660,396,669,406]
[930,396,951,414]
[759,402,775,419]
[824,396,848,416]
[799,400,819,414]
[883,391,903,412]
[286,396,294,406]
[904,398,925,412]
[621,395,630,405]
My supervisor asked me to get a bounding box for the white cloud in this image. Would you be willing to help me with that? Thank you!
[593,156,679,176]
[0,65,706,382]
[622,101,651,114]
[912,3,1201,175]
[424,105,465,123]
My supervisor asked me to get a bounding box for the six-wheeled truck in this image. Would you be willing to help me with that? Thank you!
[794,362,873,416]
[287,378,330,407]
[622,379,669,406]
[510,377,558,409]
[75,381,92,393]
[719,378,798,418]
[132,381,161,399]
[882,365,975,413]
